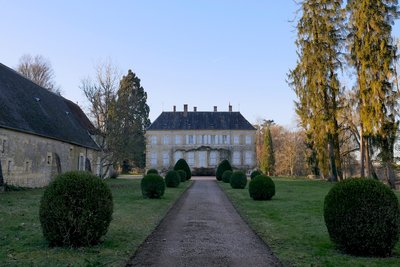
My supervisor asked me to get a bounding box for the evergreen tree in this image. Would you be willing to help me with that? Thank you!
[347,0,398,182]
[288,0,344,181]
[260,125,275,176]
[111,70,150,170]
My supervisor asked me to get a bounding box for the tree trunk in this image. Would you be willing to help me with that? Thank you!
[333,124,343,181]
[365,137,371,178]
[328,134,338,181]
[360,127,365,178]
[386,163,396,189]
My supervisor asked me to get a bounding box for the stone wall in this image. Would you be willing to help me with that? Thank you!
[0,128,101,187]
[146,129,256,173]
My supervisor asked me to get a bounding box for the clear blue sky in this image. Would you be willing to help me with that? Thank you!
[1,1,400,127]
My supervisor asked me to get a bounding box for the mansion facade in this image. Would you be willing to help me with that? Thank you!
[146,105,256,174]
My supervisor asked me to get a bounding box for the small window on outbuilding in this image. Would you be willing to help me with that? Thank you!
[0,139,6,153]
[7,160,12,175]
[78,154,85,170]
[25,161,31,172]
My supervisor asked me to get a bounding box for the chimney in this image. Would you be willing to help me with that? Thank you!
[214,106,217,112]
[229,104,232,112]
[184,104,188,117]
[193,106,197,112]
[173,105,176,112]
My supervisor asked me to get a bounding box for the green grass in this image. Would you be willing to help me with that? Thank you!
[220,177,400,267]
[0,178,192,266]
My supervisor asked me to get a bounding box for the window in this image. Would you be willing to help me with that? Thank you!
[151,136,157,145]
[188,135,195,145]
[209,151,217,165]
[151,152,157,166]
[233,135,240,145]
[174,151,183,163]
[163,135,170,145]
[244,151,253,165]
[0,139,5,153]
[7,160,12,175]
[78,154,85,170]
[222,135,230,145]
[233,151,241,165]
[210,135,216,145]
[245,135,252,144]
[198,151,206,167]
[187,152,195,166]
[175,135,182,144]
[25,161,30,172]
[201,135,207,144]
[162,152,169,166]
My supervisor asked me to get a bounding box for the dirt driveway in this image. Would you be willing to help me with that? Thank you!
[126,179,281,267]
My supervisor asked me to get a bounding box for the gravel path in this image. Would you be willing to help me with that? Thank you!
[126,179,281,267]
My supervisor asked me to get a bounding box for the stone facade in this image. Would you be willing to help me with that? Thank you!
[0,62,102,188]
[146,129,256,173]
[0,128,101,187]
[146,105,256,174]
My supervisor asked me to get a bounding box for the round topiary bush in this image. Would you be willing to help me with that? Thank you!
[39,171,113,247]
[216,159,232,181]
[230,171,247,189]
[250,170,263,180]
[324,178,400,256]
[177,169,187,182]
[165,170,180,188]
[174,158,192,180]
[222,170,233,183]
[249,175,275,200]
[147,168,159,175]
[141,174,165,199]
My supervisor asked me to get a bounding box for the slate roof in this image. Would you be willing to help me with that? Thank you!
[0,63,100,150]
[147,111,256,131]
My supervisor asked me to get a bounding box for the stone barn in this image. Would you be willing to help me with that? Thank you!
[0,63,101,187]
[146,104,256,175]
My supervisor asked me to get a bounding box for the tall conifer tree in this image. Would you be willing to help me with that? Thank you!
[347,0,398,182]
[111,70,150,170]
[261,125,275,176]
[289,0,344,180]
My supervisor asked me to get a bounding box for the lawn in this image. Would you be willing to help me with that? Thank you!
[220,177,400,267]
[0,178,192,266]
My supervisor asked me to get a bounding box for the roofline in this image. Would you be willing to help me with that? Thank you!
[146,129,257,131]
[0,124,101,151]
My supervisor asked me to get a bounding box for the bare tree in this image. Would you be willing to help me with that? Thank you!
[80,60,121,178]
[256,121,308,177]
[16,54,61,94]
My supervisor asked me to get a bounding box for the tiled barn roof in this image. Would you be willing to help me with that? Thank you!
[0,63,99,150]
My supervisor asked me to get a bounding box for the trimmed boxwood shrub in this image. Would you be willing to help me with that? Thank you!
[147,168,159,175]
[230,171,247,189]
[249,175,275,200]
[222,170,233,183]
[39,171,113,247]
[141,174,165,198]
[324,178,400,256]
[250,170,263,180]
[177,169,187,182]
[174,158,192,180]
[216,159,232,181]
[165,170,180,188]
